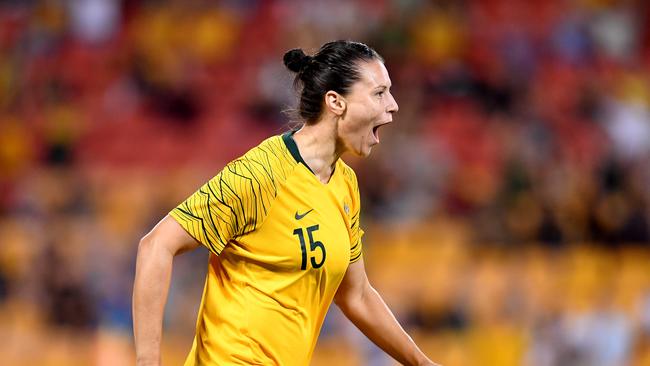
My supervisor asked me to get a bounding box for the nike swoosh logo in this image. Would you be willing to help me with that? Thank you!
[295,209,314,220]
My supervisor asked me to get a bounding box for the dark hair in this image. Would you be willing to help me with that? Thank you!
[283,40,383,124]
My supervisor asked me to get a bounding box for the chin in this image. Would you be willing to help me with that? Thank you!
[345,139,374,157]
[358,146,373,157]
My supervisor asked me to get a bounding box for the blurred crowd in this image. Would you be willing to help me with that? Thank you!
[1,0,650,365]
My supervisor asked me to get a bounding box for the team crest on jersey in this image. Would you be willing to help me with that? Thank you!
[343,202,350,215]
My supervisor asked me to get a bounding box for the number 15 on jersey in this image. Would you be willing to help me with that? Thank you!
[293,225,326,270]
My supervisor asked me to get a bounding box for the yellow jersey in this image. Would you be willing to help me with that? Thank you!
[169,132,364,365]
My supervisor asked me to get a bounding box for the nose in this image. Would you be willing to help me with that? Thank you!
[387,92,399,114]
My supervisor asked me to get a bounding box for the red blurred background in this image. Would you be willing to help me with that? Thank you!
[1,0,650,365]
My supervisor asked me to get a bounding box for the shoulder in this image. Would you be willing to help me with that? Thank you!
[213,135,298,194]
[226,135,296,176]
[240,135,294,167]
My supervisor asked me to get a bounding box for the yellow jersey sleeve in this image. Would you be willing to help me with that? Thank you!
[347,167,364,263]
[170,152,283,255]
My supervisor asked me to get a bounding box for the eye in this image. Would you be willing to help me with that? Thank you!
[376,90,384,97]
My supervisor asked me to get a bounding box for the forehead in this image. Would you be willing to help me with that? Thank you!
[354,60,392,89]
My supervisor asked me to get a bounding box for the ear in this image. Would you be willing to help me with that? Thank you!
[324,91,346,116]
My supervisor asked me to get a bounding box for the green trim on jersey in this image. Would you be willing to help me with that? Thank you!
[282,131,315,174]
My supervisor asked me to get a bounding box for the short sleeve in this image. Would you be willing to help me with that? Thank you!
[348,171,364,263]
[169,157,276,255]
[349,213,364,263]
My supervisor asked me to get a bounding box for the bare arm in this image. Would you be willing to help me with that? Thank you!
[334,259,441,366]
[132,215,200,366]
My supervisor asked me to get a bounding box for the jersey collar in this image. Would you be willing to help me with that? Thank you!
[282,131,315,174]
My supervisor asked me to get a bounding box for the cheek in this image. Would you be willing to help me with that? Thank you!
[349,105,378,131]
[341,101,381,143]
[342,111,364,134]
[353,117,374,139]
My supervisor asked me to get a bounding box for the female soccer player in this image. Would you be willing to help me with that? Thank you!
[133,40,440,366]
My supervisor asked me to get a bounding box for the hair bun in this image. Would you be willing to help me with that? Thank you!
[283,48,311,73]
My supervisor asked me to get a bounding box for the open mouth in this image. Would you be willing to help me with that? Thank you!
[372,121,391,143]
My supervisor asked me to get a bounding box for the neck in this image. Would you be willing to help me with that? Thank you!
[292,117,345,183]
